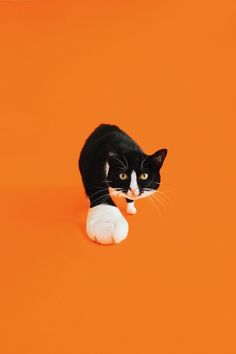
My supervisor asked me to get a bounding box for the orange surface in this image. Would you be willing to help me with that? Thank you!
[0,1,236,353]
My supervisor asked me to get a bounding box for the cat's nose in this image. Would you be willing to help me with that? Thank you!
[130,188,139,196]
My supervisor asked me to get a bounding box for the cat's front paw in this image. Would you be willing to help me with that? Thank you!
[86,205,128,245]
[126,203,137,215]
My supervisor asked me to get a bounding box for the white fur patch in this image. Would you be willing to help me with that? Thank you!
[126,201,137,215]
[105,162,109,177]
[127,171,139,198]
[86,204,128,244]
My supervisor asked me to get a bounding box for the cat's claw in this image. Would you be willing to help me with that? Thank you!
[86,205,128,244]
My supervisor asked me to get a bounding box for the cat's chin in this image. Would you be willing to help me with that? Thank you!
[124,195,137,201]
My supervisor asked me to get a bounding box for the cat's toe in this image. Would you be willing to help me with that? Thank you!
[126,205,137,215]
[88,220,114,244]
[113,219,128,244]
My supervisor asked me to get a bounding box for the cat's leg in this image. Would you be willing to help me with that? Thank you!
[86,204,128,244]
[126,198,137,215]
[85,187,128,245]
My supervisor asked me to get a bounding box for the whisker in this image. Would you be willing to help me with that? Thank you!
[91,191,118,205]
[90,189,124,205]
[89,185,124,198]
[156,190,172,203]
[122,154,129,168]
[88,188,110,198]
[90,193,110,204]
[142,188,172,204]
[152,193,167,210]
[141,155,148,169]
[147,195,162,217]
[152,192,172,212]
[152,190,168,201]
[156,188,173,194]
[109,156,127,169]
[151,194,165,216]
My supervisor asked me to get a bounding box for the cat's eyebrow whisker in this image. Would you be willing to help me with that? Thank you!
[122,154,129,168]
[109,156,127,169]
[140,155,148,169]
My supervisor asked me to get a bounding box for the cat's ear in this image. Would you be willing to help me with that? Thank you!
[150,149,167,167]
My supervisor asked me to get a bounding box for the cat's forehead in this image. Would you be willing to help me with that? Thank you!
[110,151,149,170]
[125,151,143,163]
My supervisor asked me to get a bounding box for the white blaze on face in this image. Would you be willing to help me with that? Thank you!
[128,171,139,197]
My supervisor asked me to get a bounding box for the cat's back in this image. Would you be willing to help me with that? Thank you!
[86,124,125,143]
[79,124,142,174]
[83,124,141,153]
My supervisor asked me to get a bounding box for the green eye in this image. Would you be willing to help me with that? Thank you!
[139,173,149,180]
[119,173,128,180]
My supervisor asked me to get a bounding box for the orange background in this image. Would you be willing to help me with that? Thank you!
[0,1,236,353]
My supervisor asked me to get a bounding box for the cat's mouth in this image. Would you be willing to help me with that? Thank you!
[123,194,138,201]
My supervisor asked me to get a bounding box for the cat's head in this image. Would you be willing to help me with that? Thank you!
[106,149,167,200]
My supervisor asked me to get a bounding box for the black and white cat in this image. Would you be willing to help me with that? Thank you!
[79,124,167,244]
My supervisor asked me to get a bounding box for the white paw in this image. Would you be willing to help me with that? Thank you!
[126,203,137,215]
[86,205,129,245]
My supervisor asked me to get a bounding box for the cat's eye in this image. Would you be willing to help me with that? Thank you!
[119,173,128,180]
[139,173,149,180]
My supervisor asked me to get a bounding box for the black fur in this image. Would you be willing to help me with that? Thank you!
[79,124,167,208]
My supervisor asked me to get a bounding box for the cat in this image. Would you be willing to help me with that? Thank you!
[79,124,167,244]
